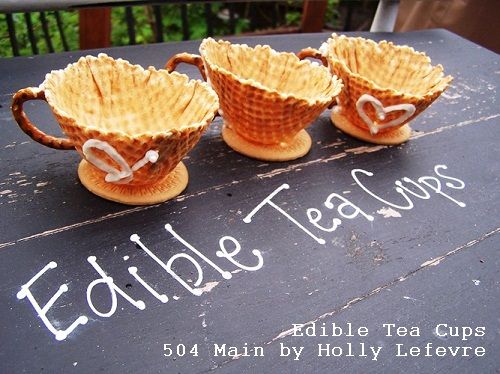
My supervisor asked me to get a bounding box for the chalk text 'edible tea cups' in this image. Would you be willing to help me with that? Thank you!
[11,53,219,205]
[299,34,453,145]
[166,38,343,161]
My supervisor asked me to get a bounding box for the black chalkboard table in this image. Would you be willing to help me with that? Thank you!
[1,30,499,373]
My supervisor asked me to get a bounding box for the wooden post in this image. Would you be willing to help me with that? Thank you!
[39,12,55,53]
[5,13,20,56]
[25,13,39,55]
[125,7,136,45]
[301,0,328,33]
[79,8,111,50]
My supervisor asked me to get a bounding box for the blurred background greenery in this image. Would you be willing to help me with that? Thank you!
[0,1,347,57]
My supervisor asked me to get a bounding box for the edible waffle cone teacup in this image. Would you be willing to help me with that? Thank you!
[166,38,343,161]
[11,53,219,205]
[299,34,453,145]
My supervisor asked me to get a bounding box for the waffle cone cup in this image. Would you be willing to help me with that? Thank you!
[198,38,342,160]
[12,53,219,205]
[320,34,452,144]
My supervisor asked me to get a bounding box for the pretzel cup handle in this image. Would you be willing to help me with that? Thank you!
[297,48,337,109]
[165,53,207,81]
[11,87,75,150]
[297,48,328,67]
[165,53,221,118]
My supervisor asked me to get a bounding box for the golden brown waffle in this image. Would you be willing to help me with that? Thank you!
[199,38,343,153]
[45,53,218,186]
[321,34,452,142]
[12,53,219,204]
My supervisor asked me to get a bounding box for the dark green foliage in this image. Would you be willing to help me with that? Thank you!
[1,11,79,57]
[1,1,339,57]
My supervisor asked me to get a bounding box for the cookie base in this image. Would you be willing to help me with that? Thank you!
[331,107,411,145]
[78,160,188,205]
[222,124,312,162]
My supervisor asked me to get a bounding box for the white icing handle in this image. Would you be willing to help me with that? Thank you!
[82,139,159,184]
[356,94,416,135]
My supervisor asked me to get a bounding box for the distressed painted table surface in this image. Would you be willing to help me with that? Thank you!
[0,30,498,373]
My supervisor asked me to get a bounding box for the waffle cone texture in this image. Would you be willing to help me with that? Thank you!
[40,53,218,186]
[200,38,343,145]
[322,34,453,134]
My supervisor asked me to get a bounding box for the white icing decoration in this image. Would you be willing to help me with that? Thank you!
[356,94,416,135]
[131,150,159,171]
[82,139,159,184]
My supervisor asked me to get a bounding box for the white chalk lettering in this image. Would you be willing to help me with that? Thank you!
[17,262,88,341]
[16,163,468,342]
[165,224,232,280]
[244,183,326,245]
[167,254,204,296]
[324,193,374,221]
[395,177,431,199]
[434,164,466,189]
[216,236,264,271]
[352,169,414,210]
[307,208,341,232]
[128,266,169,303]
[86,256,145,317]
[353,165,467,212]
[418,176,466,207]
[130,234,206,296]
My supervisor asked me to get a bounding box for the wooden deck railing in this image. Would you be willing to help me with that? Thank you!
[1,1,396,56]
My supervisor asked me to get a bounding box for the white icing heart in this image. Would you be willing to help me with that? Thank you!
[356,94,416,135]
[82,139,159,184]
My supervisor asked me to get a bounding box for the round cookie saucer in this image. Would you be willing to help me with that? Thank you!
[222,124,312,162]
[78,160,188,205]
[331,106,411,145]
